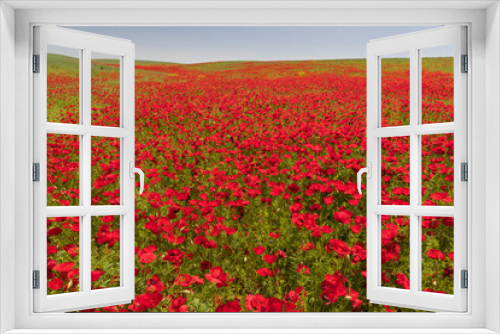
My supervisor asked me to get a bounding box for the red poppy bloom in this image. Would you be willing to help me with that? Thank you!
[205,266,230,288]
[169,297,189,312]
[395,273,410,290]
[320,272,347,304]
[253,246,266,255]
[146,275,166,293]
[325,239,350,257]
[47,278,63,290]
[324,196,334,205]
[269,232,280,239]
[138,245,158,264]
[427,249,446,260]
[263,254,277,264]
[297,264,310,274]
[215,300,241,312]
[200,260,212,270]
[174,274,204,287]
[91,270,103,282]
[52,262,75,273]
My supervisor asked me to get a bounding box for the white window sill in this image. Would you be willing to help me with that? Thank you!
[3,329,498,334]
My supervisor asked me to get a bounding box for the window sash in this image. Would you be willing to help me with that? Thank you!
[33,25,136,313]
[366,26,467,312]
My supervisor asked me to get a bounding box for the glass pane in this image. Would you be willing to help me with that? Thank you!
[421,45,454,124]
[47,217,80,295]
[381,51,410,127]
[47,134,79,206]
[381,215,410,290]
[91,52,121,127]
[421,133,454,206]
[421,216,454,294]
[381,137,410,205]
[91,215,121,289]
[91,137,120,205]
[47,45,80,124]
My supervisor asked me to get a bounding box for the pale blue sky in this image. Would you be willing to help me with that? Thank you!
[59,26,453,63]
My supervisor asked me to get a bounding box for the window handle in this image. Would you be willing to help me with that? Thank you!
[357,162,371,195]
[129,162,144,194]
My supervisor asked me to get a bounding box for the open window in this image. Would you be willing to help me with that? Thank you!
[32,24,467,315]
[363,26,467,312]
[33,26,139,312]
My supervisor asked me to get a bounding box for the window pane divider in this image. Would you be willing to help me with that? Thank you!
[409,46,420,295]
[81,47,92,295]
[47,122,129,138]
[90,126,129,138]
[372,205,454,217]
[413,123,454,135]
[46,205,130,217]
[373,123,454,138]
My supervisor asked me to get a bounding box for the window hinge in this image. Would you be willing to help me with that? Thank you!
[33,163,40,182]
[33,54,40,73]
[461,270,468,289]
[461,162,468,181]
[33,270,40,289]
[461,54,468,73]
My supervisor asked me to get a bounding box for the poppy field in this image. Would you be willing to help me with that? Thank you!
[45,53,455,312]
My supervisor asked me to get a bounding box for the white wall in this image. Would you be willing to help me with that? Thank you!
[486,2,500,333]
[0,2,16,334]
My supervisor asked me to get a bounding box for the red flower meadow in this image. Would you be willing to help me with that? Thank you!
[46,56,454,312]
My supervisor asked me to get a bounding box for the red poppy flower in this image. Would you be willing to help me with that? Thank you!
[269,232,280,239]
[200,260,212,270]
[128,292,163,312]
[47,278,63,290]
[334,209,353,224]
[256,268,278,277]
[169,297,189,312]
[297,264,310,274]
[300,242,315,251]
[289,202,303,213]
[205,266,230,288]
[350,224,362,234]
[320,272,347,304]
[325,239,350,257]
[146,275,166,293]
[215,300,241,312]
[245,294,267,312]
[174,274,204,287]
[138,245,158,264]
[427,249,446,260]
[91,270,103,282]
[253,246,266,255]
[163,249,185,266]
[395,273,410,290]
[47,245,57,255]
[256,268,270,277]
[263,254,277,264]
[381,224,399,245]
[52,262,75,273]
[324,196,334,205]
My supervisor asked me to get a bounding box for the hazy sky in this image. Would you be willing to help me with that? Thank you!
[59,26,453,63]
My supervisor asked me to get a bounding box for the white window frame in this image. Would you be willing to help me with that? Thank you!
[0,2,499,333]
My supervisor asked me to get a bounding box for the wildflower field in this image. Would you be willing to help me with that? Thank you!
[46,54,455,312]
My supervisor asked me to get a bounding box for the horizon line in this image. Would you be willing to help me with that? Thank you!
[48,52,453,66]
